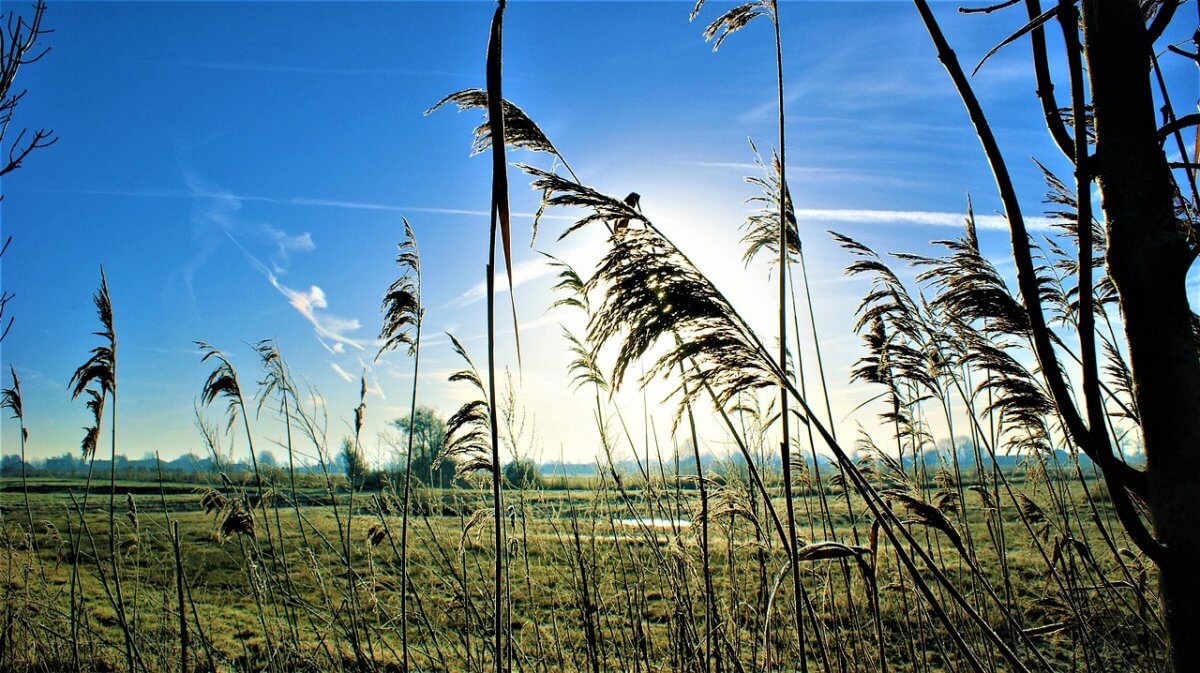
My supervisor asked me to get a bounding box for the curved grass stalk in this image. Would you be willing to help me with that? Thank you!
[377,218,424,672]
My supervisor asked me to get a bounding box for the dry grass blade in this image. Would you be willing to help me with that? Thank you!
[967,485,998,512]
[1015,490,1053,539]
[354,375,367,437]
[460,508,494,551]
[543,252,589,313]
[831,232,923,336]
[960,331,1054,445]
[544,252,611,395]
[365,524,386,548]
[442,402,491,462]
[957,0,1021,14]
[562,327,607,392]
[934,490,960,515]
[861,437,912,490]
[80,412,101,459]
[971,3,1060,75]
[707,486,761,528]
[1022,620,1076,637]
[438,333,493,478]
[251,339,288,415]
[1016,491,1047,524]
[899,208,1031,337]
[833,232,948,415]
[199,488,227,515]
[125,493,138,533]
[447,332,486,395]
[1102,338,1138,422]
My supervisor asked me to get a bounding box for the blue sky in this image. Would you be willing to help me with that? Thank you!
[1,1,1195,465]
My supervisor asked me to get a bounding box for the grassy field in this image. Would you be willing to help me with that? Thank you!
[0,472,1163,672]
[0,1,1185,670]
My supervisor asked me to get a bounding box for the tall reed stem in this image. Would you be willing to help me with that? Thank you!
[400,309,422,671]
[769,2,806,667]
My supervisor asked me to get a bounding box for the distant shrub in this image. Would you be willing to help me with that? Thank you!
[503,459,542,489]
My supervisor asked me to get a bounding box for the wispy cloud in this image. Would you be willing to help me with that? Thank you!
[738,23,955,124]
[180,174,318,286]
[794,208,1059,232]
[181,174,242,303]
[450,255,555,308]
[264,225,315,274]
[182,173,368,352]
[674,160,758,171]
[62,186,574,221]
[741,88,805,124]
[327,360,385,401]
[176,59,472,78]
[255,259,369,353]
[330,362,355,383]
[449,244,591,308]
[424,314,559,348]
[290,283,366,351]
[673,160,918,188]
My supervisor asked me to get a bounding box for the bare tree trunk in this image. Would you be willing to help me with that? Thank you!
[1082,2,1200,668]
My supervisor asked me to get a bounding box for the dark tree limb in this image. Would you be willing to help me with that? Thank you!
[1059,0,1166,564]
[1082,0,1200,665]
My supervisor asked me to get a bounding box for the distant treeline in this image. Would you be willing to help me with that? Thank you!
[2,452,295,484]
[3,437,1127,487]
